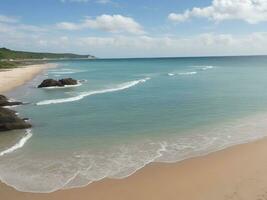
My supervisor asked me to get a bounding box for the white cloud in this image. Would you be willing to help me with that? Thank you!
[0,15,18,23]
[57,14,145,34]
[56,22,79,30]
[3,24,267,58]
[1,13,267,57]
[66,33,267,57]
[168,0,267,24]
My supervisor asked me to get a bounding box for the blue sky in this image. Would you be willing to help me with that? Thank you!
[1,0,267,58]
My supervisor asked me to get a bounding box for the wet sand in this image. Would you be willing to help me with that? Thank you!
[1,136,267,200]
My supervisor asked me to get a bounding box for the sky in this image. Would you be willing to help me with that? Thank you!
[1,0,267,58]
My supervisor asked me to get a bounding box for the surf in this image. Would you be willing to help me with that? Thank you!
[178,71,197,75]
[36,78,150,106]
[0,129,32,157]
[201,66,214,70]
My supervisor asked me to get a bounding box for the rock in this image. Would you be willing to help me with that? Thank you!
[0,95,31,132]
[38,78,78,88]
[59,78,78,86]
[0,107,31,131]
[38,79,63,88]
[0,94,22,107]
[0,95,8,102]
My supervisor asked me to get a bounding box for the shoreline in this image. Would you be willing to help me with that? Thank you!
[1,62,267,199]
[1,136,267,199]
[0,63,57,94]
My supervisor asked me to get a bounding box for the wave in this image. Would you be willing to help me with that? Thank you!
[201,66,214,70]
[2,112,267,193]
[3,105,19,109]
[37,78,150,106]
[0,129,32,157]
[178,71,197,75]
[50,71,78,75]
[49,69,87,75]
[167,71,197,76]
[168,66,214,77]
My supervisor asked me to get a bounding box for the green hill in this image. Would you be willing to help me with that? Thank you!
[0,48,95,60]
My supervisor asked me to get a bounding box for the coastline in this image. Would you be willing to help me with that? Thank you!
[1,136,267,200]
[1,61,267,200]
[0,63,57,93]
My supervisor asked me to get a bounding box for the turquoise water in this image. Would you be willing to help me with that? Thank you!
[1,56,267,192]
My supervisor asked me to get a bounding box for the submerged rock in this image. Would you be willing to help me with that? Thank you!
[0,107,31,131]
[38,78,78,88]
[0,95,22,107]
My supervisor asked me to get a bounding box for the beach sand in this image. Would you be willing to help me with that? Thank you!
[1,136,267,200]
[0,63,56,93]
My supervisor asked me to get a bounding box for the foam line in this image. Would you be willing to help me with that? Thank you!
[37,78,150,106]
[0,129,32,157]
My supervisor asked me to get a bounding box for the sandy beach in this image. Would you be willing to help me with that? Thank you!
[2,0,267,197]
[0,136,267,200]
[0,63,56,93]
[1,60,267,200]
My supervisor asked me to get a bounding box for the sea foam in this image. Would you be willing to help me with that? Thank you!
[201,66,214,70]
[37,78,150,106]
[167,71,197,76]
[0,129,32,157]
[48,69,87,75]
[178,71,197,75]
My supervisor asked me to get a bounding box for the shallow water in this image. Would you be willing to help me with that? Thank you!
[1,56,267,192]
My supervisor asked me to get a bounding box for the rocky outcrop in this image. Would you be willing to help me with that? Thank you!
[38,78,78,88]
[58,78,78,86]
[0,94,23,107]
[0,95,31,132]
[0,107,31,131]
[38,79,63,88]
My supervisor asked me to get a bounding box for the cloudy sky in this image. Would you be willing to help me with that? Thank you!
[1,0,267,58]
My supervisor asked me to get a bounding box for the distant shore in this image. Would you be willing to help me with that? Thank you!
[1,136,267,200]
[0,63,57,93]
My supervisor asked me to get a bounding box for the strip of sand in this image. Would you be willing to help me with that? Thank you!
[1,136,267,200]
[0,63,56,93]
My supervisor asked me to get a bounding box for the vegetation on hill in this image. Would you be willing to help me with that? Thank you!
[0,61,22,69]
[0,47,95,60]
[0,47,95,69]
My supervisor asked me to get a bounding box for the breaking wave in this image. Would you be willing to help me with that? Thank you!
[37,78,150,106]
[0,130,32,157]
[178,71,197,75]
[201,66,214,70]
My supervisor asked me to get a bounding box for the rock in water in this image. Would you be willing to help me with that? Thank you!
[38,78,78,88]
[38,79,63,88]
[0,107,31,131]
[59,78,78,86]
[0,94,22,107]
[0,94,31,132]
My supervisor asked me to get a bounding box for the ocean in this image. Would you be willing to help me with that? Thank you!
[1,56,267,192]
